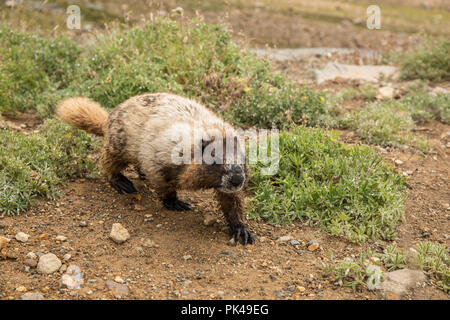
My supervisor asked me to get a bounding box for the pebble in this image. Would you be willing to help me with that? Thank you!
[37,253,62,274]
[24,259,37,268]
[15,232,29,243]
[143,239,158,248]
[0,236,9,249]
[203,215,217,226]
[20,292,44,300]
[16,285,27,292]
[109,223,130,244]
[63,254,72,261]
[307,240,320,251]
[290,240,301,246]
[276,235,293,242]
[106,280,129,296]
[55,235,68,242]
[79,221,88,227]
[61,265,84,290]
[394,159,403,165]
[114,276,125,284]
[26,252,37,260]
[183,255,192,261]
[298,286,306,293]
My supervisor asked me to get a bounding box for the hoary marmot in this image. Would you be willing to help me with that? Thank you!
[56,93,254,245]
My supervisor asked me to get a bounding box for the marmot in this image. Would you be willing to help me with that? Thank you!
[56,93,254,245]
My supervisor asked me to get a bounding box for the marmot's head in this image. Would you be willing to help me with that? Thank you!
[178,135,247,193]
[201,136,247,193]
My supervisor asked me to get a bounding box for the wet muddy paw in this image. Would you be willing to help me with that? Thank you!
[110,173,137,194]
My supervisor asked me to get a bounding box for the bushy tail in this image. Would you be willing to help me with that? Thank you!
[55,97,108,136]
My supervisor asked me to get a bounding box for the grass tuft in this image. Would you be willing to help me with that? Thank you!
[248,127,406,243]
[0,120,100,215]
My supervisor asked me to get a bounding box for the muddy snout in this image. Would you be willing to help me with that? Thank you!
[225,165,245,190]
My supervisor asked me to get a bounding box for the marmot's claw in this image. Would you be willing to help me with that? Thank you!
[231,224,254,245]
[110,173,137,194]
[163,198,192,211]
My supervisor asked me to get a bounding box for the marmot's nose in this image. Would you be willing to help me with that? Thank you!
[231,174,244,187]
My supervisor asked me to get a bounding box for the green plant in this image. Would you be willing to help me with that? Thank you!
[0,26,81,115]
[322,249,384,290]
[376,242,407,271]
[0,119,100,215]
[248,126,406,243]
[395,38,450,82]
[414,241,449,292]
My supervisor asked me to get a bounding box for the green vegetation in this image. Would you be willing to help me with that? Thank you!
[339,91,449,150]
[396,38,450,82]
[415,241,449,292]
[0,26,81,115]
[376,242,407,271]
[0,120,100,215]
[322,249,384,290]
[66,18,329,129]
[248,127,406,243]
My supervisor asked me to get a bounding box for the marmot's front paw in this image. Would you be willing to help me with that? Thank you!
[230,223,254,245]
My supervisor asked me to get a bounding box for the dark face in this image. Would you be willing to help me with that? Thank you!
[201,136,246,193]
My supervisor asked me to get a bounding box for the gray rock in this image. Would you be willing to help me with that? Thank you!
[37,253,62,274]
[61,265,84,289]
[15,232,29,243]
[24,259,37,268]
[276,235,293,242]
[20,292,44,300]
[314,63,398,83]
[290,240,301,246]
[380,269,426,297]
[79,221,88,227]
[110,223,130,244]
[106,280,129,296]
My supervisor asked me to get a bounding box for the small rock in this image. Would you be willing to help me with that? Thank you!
[26,252,37,260]
[79,221,88,227]
[307,240,319,251]
[114,276,125,284]
[274,290,284,298]
[134,204,146,211]
[290,240,301,246]
[61,265,83,289]
[20,292,44,300]
[203,215,217,226]
[298,286,306,293]
[217,290,224,295]
[109,223,130,244]
[55,235,67,242]
[15,232,29,243]
[276,235,293,242]
[63,254,72,261]
[24,259,37,268]
[0,236,9,249]
[16,286,27,292]
[394,159,403,165]
[380,269,426,297]
[37,253,62,274]
[143,239,158,248]
[183,255,192,261]
[106,280,129,296]
[377,86,395,100]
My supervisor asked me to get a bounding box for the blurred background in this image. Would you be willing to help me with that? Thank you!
[1,0,449,50]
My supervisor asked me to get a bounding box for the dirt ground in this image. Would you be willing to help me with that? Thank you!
[0,1,449,300]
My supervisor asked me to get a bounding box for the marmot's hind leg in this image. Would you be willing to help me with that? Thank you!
[102,149,137,194]
[162,192,191,211]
